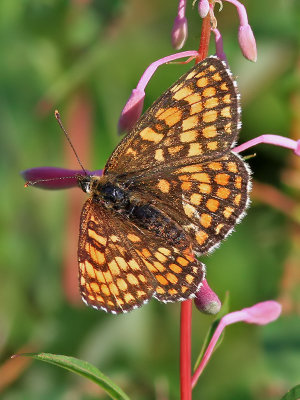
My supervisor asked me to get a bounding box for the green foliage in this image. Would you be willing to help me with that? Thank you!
[280,385,300,400]
[19,352,130,400]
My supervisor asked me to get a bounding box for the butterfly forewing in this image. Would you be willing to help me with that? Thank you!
[78,198,204,314]
[104,57,241,175]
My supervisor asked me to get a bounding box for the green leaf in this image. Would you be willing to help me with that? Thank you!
[18,352,131,400]
[216,291,230,320]
[280,384,300,400]
[193,292,230,371]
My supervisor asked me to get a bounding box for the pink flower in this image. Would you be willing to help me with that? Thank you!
[171,16,188,50]
[192,301,282,387]
[117,51,198,135]
[118,88,145,135]
[22,167,103,190]
[172,0,188,50]
[212,28,227,63]
[233,134,300,156]
[224,0,257,62]
[238,24,257,62]
[241,301,282,325]
[198,0,210,18]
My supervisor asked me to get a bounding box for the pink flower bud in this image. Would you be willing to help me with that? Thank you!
[238,24,257,62]
[194,279,221,315]
[171,16,188,50]
[21,167,102,190]
[118,88,145,135]
[198,0,210,18]
[225,0,256,61]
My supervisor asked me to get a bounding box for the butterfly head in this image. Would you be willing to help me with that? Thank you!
[77,175,128,207]
[77,174,93,194]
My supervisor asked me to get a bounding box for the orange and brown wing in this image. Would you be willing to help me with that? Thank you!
[128,152,251,255]
[105,57,241,175]
[78,198,205,314]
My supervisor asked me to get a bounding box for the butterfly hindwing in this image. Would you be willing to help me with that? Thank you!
[78,198,205,314]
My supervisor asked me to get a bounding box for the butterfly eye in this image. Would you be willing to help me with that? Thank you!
[78,176,91,193]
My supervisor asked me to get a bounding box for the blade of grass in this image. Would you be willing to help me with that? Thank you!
[280,384,300,400]
[14,352,131,400]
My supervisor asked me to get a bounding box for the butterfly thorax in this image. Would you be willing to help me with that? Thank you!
[78,174,190,249]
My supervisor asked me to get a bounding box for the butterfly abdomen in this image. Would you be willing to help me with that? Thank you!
[127,202,188,249]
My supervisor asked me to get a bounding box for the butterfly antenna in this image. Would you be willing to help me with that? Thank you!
[54,110,88,176]
[24,175,79,188]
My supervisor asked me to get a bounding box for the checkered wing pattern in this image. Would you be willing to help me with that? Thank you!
[127,152,250,255]
[76,56,251,314]
[78,198,205,314]
[105,56,241,175]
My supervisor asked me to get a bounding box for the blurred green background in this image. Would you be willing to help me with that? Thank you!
[1,0,300,399]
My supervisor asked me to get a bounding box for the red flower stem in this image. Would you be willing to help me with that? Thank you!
[180,10,212,400]
[180,9,212,399]
[196,13,211,63]
[180,299,192,400]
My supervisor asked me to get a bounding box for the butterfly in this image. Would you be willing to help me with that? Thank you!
[77,56,251,314]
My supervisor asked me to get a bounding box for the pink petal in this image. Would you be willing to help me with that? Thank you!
[295,139,300,156]
[242,301,282,325]
[117,51,198,135]
[238,24,257,62]
[233,134,300,154]
[212,28,228,63]
[192,300,281,387]
[224,0,257,62]
[21,167,102,190]
[225,0,249,26]
[171,16,188,50]
[118,89,145,135]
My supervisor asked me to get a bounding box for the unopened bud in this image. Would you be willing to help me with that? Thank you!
[198,0,210,18]
[118,89,145,135]
[171,16,188,50]
[194,279,221,315]
[238,24,257,62]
